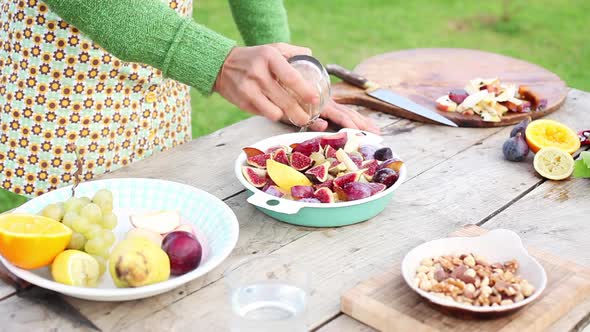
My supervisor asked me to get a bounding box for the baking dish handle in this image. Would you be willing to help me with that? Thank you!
[247,192,303,214]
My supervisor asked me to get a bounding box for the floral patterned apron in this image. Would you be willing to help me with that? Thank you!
[0,0,193,198]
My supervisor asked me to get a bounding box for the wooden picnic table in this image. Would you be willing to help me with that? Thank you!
[1,89,589,331]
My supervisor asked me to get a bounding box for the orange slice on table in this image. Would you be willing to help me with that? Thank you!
[0,214,72,269]
[525,119,580,154]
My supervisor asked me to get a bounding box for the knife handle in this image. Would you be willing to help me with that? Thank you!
[326,64,379,91]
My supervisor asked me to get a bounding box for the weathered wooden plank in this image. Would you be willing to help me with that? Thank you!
[117,89,590,331]
[316,314,376,332]
[482,167,590,267]
[0,292,96,332]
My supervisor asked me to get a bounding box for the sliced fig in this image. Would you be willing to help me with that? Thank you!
[291,185,314,200]
[379,158,404,172]
[449,89,469,104]
[348,152,363,168]
[264,185,285,198]
[243,147,264,158]
[271,148,289,165]
[361,159,379,180]
[320,132,348,150]
[335,182,372,201]
[333,172,362,188]
[305,161,330,183]
[314,187,335,203]
[372,168,399,188]
[324,145,337,159]
[266,145,285,154]
[292,137,321,156]
[374,147,393,161]
[328,161,347,175]
[246,153,271,168]
[313,179,334,191]
[366,183,386,195]
[289,152,313,171]
[359,145,378,160]
[242,166,268,188]
[336,148,358,171]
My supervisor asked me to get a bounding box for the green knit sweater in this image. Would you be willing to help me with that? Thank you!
[43,0,290,95]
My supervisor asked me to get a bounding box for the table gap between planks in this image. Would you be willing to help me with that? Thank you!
[0,89,589,332]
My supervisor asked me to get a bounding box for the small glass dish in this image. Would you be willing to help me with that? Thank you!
[224,255,310,332]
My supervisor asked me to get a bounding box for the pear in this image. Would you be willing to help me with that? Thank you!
[109,238,170,287]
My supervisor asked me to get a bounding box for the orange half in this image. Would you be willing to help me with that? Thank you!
[525,119,580,154]
[0,214,72,269]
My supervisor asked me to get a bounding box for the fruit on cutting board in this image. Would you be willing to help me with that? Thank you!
[0,214,72,269]
[109,238,170,287]
[129,210,181,234]
[162,231,202,276]
[243,132,404,203]
[525,119,580,154]
[435,78,545,122]
[51,250,100,287]
[533,147,574,180]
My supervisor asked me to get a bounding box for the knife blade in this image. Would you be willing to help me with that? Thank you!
[326,64,458,127]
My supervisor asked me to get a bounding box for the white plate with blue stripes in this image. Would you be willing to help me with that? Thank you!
[1,178,239,301]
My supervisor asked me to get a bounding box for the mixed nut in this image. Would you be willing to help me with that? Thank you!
[414,253,535,307]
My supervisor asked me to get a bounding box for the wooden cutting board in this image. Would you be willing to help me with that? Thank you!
[331,48,569,127]
[340,225,590,332]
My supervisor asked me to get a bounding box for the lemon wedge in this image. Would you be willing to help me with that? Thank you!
[266,159,312,191]
[51,250,100,287]
[533,147,574,180]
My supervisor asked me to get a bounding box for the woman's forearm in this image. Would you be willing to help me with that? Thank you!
[228,0,290,46]
[44,0,236,95]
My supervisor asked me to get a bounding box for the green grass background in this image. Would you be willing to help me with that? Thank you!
[1,0,589,211]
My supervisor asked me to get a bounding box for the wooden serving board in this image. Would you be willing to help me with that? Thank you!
[340,225,590,332]
[331,48,569,127]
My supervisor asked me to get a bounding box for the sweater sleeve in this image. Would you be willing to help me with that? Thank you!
[228,0,290,46]
[43,0,236,95]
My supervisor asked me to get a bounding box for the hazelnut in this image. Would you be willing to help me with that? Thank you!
[463,254,476,267]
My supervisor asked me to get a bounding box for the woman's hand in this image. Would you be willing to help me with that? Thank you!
[309,100,381,134]
[213,43,317,127]
[214,42,380,134]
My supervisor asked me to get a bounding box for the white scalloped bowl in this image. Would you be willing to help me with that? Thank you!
[1,178,239,301]
[401,229,547,313]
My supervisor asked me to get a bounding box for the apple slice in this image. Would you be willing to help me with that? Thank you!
[126,228,163,246]
[129,210,181,234]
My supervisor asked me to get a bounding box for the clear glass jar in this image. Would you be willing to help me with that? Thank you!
[285,55,331,129]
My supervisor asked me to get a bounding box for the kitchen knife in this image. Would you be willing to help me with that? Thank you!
[326,64,458,127]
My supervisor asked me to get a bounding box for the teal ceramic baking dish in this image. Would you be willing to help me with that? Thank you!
[234,129,407,227]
